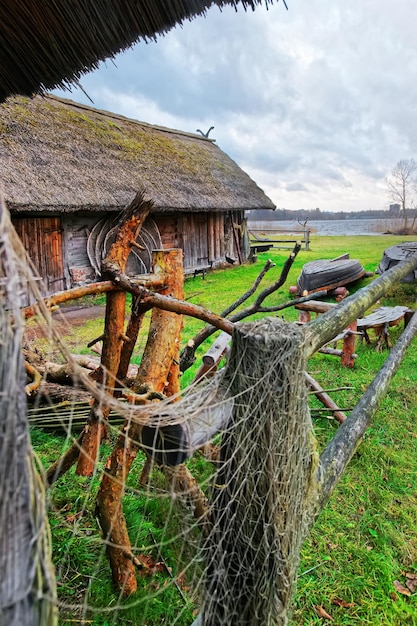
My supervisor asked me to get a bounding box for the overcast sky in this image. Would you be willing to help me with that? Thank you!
[53,0,417,213]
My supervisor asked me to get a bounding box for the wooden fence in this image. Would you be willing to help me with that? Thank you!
[249,226,310,253]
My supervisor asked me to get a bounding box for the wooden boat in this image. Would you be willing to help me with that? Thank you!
[376,242,417,282]
[296,254,366,295]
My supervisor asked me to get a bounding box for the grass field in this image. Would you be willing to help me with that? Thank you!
[30,234,417,625]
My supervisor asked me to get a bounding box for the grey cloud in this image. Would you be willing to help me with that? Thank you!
[286,182,308,192]
[54,0,417,212]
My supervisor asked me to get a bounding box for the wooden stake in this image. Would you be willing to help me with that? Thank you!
[76,192,152,476]
[96,249,184,595]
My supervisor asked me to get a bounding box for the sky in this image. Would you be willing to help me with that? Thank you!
[53,0,417,214]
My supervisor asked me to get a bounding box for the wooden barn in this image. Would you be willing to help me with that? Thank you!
[0,94,275,294]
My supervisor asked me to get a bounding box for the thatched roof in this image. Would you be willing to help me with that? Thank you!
[0,95,275,213]
[0,0,272,103]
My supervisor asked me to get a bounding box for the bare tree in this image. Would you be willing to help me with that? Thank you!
[387,158,417,230]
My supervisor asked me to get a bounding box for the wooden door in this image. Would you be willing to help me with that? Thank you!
[12,215,65,295]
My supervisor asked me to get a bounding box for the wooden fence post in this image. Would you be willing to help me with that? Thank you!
[201,317,318,625]
[304,227,310,250]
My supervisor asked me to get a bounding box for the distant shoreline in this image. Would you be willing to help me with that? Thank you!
[248,217,410,237]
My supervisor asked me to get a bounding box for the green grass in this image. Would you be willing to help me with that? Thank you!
[30,234,417,624]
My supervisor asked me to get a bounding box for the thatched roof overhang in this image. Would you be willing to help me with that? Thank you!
[1,95,275,214]
[0,0,277,103]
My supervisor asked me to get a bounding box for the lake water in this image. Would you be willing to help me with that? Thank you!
[248,218,403,236]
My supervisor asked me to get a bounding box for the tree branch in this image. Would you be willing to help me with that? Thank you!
[23,275,166,318]
[103,264,235,334]
[180,243,302,372]
[219,259,275,317]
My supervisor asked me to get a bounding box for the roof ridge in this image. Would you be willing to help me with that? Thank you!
[43,93,216,143]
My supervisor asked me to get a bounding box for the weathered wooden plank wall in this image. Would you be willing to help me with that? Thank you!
[12,209,247,297]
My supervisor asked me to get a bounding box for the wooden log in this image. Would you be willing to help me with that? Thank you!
[295,301,337,314]
[115,294,146,388]
[192,331,230,383]
[341,321,357,368]
[23,274,166,319]
[132,249,184,395]
[24,360,42,396]
[311,309,417,525]
[0,202,58,624]
[95,429,138,594]
[201,318,317,625]
[30,381,92,405]
[318,347,357,359]
[202,331,231,367]
[305,373,346,424]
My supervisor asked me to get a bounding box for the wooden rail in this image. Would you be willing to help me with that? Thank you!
[249,227,310,252]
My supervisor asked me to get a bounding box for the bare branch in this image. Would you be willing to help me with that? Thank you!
[104,264,234,335]
[219,259,275,317]
[180,243,302,372]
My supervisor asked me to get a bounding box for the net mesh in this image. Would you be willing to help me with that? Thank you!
[0,202,57,626]
[200,318,318,625]
[1,201,320,626]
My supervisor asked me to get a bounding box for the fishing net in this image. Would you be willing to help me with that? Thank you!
[200,318,318,625]
[1,200,320,626]
[0,201,57,626]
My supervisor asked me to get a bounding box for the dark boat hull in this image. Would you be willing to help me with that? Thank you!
[376,242,417,282]
[297,258,366,294]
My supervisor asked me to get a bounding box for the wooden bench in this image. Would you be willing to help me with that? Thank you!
[184,260,213,279]
[357,306,413,350]
[249,227,310,251]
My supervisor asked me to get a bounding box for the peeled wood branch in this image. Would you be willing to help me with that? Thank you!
[23,275,165,318]
[24,360,42,396]
[310,309,417,527]
[96,249,189,596]
[305,255,417,356]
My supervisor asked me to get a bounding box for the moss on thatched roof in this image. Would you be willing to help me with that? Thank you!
[0,95,275,213]
[0,0,273,103]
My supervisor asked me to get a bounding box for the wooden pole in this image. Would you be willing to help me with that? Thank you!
[76,192,152,476]
[341,321,357,368]
[201,318,317,625]
[0,202,58,625]
[23,275,165,318]
[132,249,184,394]
[311,309,417,526]
[306,373,346,424]
[96,249,185,595]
